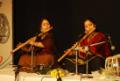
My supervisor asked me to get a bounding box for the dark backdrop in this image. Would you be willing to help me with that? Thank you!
[13,0,120,64]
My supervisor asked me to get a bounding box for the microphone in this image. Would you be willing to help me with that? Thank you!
[108,35,115,51]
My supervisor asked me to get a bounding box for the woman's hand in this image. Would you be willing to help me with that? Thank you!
[29,40,35,46]
[79,46,89,53]
[16,42,31,52]
[29,40,44,48]
[28,37,36,45]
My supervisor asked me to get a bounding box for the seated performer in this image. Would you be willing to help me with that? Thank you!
[15,18,56,71]
[61,17,111,73]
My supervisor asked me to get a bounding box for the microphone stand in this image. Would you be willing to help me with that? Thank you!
[72,47,82,79]
[30,45,35,72]
[74,47,79,75]
[82,46,91,78]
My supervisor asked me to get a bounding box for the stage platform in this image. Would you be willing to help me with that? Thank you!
[0,65,119,81]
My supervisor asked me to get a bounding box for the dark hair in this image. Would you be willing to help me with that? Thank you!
[39,16,53,27]
[82,16,97,26]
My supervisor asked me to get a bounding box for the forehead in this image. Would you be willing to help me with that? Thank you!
[84,20,93,24]
[41,19,49,24]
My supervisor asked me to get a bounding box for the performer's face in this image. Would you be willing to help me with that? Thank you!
[84,20,95,34]
[41,19,50,30]
[41,19,50,32]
